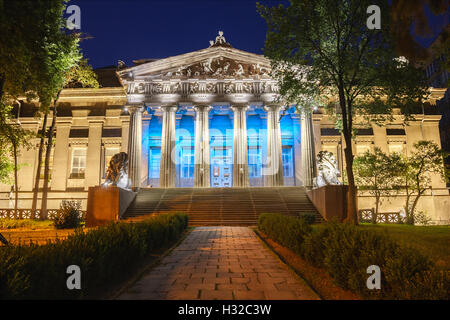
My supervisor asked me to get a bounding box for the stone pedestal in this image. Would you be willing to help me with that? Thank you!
[306,185,348,222]
[86,186,136,227]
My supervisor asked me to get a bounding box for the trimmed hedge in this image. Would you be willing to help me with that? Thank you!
[0,213,188,299]
[258,213,449,299]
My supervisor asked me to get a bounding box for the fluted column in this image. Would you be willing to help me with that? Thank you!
[194,105,211,187]
[264,105,284,186]
[301,111,317,188]
[232,105,249,187]
[160,105,177,188]
[127,105,144,189]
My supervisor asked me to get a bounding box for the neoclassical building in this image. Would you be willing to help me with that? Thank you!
[1,32,448,223]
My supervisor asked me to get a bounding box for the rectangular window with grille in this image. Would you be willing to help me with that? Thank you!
[71,148,86,179]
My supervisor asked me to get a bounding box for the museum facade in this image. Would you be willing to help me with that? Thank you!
[0,32,448,223]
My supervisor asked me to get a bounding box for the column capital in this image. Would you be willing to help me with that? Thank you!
[193,105,212,112]
[230,104,250,112]
[160,105,178,113]
[263,104,283,113]
[126,105,144,113]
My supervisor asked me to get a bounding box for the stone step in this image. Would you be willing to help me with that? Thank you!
[123,187,322,225]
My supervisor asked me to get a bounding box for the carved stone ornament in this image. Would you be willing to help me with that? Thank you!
[103,152,130,189]
[162,57,270,79]
[313,151,342,188]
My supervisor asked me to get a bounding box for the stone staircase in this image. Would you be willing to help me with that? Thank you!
[123,187,322,226]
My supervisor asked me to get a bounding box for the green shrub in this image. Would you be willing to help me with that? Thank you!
[257,213,449,300]
[300,213,317,225]
[0,213,188,299]
[258,213,311,254]
[53,201,83,229]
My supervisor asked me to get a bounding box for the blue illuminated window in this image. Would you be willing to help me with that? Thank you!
[282,146,294,178]
[149,147,161,179]
[248,146,262,178]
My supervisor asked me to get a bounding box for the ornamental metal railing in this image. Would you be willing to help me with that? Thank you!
[358,209,402,224]
[0,209,86,220]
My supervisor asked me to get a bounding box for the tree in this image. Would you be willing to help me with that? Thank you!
[354,148,402,223]
[40,58,98,219]
[0,0,70,106]
[0,104,33,217]
[390,0,449,62]
[0,0,83,217]
[398,140,447,224]
[0,145,13,184]
[258,0,429,224]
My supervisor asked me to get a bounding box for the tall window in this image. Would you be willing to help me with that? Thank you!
[389,144,403,155]
[149,147,161,179]
[282,146,294,178]
[71,148,86,178]
[248,146,261,178]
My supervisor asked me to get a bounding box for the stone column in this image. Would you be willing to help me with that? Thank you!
[194,106,211,187]
[264,105,284,186]
[160,105,177,188]
[51,121,72,191]
[300,111,317,188]
[120,113,130,153]
[85,120,103,188]
[232,105,249,187]
[127,105,144,189]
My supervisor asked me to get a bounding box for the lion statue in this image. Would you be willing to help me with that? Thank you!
[103,152,130,189]
[313,151,342,188]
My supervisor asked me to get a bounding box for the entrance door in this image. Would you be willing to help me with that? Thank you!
[211,146,232,187]
[177,146,194,187]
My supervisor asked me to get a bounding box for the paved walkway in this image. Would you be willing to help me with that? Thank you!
[117,227,319,300]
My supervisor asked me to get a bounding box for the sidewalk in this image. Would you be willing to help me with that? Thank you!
[117,226,319,300]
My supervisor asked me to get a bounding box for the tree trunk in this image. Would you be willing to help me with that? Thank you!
[32,112,48,218]
[410,191,424,224]
[41,92,61,219]
[13,142,18,218]
[373,194,380,224]
[343,143,358,224]
[0,74,5,103]
[337,82,358,225]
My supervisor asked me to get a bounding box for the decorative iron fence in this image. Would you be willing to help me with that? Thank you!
[358,209,402,224]
[0,209,86,220]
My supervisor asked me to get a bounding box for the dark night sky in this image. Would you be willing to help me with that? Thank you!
[73,0,449,69]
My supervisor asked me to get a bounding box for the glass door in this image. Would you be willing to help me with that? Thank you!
[211,146,232,187]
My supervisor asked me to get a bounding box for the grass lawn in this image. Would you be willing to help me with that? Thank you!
[0,218,54,230]
[359,224,450,270]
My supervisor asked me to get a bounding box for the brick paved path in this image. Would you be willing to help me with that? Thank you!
[117,226,319,300]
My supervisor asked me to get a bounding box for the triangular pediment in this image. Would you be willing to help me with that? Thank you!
[118,46,272,80]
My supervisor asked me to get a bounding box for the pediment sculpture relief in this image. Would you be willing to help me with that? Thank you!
[163,57,271,79]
